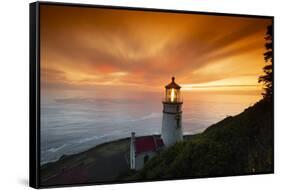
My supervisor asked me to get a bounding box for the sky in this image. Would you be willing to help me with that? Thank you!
[40,4,272,99]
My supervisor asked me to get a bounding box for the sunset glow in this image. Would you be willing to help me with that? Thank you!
[40,5,272,97]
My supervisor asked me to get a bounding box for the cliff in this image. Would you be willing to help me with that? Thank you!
[40,99,273,186]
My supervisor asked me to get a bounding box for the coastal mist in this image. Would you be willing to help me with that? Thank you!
[41,90,261,164]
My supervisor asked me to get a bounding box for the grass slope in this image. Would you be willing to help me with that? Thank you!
[130,100,273,180]
[40,138,131,186]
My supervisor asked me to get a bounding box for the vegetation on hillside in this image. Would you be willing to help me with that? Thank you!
[129,100,273,180]
[259,24,273,101]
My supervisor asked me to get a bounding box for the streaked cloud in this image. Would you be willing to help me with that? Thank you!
[40,5,272,93]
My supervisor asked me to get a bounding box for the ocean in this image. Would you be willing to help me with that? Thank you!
[40,91,261,165]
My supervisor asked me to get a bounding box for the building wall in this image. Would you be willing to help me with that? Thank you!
[135,151,157,171]
[130,133,136,170]
[161,103,183,147]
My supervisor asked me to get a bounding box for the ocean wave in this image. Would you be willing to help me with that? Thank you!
[128,112,161,122]
[47,144,67,153]
[76,134,111,144]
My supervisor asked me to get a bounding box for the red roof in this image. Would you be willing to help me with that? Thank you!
[134,136,164,154]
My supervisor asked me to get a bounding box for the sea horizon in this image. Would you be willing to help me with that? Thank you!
[40,90,262,165]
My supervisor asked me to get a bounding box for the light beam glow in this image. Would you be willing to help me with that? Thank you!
[171,89,175,102]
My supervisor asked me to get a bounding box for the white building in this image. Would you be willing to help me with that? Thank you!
[161,77,183,147]
[130,77,183,170]
[130,132,164,170]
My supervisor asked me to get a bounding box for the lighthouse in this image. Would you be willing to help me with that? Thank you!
[161,77,183,147]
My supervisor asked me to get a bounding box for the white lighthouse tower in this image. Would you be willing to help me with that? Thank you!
[161,77,183,147]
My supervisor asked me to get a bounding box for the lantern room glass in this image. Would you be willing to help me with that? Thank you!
[165,88,181,102]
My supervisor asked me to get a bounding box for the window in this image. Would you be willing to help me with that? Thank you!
[144,155,149,164]
[176,115,181,128]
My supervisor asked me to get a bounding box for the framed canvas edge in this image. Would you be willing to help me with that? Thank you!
[36,1,274,19]
[29,1,275,189]
[30,1,40,189]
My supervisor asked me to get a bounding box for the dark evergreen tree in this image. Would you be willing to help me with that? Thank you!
[259,25,273,101]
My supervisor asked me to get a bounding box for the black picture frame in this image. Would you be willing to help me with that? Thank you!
[30,1,274,188]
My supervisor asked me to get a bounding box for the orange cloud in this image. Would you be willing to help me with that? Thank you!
[40,4,272,94]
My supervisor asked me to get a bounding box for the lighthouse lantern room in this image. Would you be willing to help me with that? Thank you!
[161,77,183,147]
[164,77,181,103]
